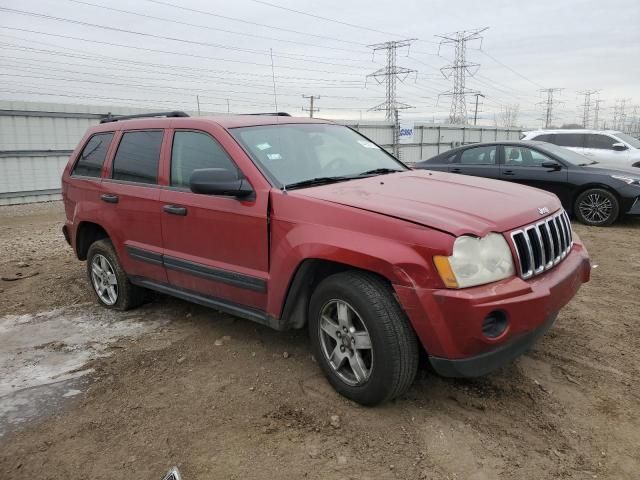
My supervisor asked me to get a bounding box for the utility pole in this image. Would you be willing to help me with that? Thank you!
[578,90,599,128]
[226,99,230,113]
[472,93,484,125]
[367,39,417,157]
[538,88,563,128]
[436,27,488,124]
[593,98,604,130]
[196,95,200,116]
[302,94,320,118]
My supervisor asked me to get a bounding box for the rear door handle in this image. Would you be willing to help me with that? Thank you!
[163,205,187,216]
[450,168,462,173]
[100,194,119,204]
[503,170,515,176]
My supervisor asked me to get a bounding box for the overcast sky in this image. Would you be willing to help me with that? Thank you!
[1,0,639,127]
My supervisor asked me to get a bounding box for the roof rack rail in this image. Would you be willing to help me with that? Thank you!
[244,112,291,117]
[100,111,189,124]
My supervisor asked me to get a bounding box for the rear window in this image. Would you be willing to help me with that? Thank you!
[532,133,554,143]
[112,130,163,184]
[72,132,114,178]
[553,133,585,148]
[460,145,497,165]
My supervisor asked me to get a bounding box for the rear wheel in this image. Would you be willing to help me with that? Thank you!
[308,271,419,406]
[86,239,145,310]
[574,188,619,226]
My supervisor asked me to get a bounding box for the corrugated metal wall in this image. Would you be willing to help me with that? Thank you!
[0,101,522,205]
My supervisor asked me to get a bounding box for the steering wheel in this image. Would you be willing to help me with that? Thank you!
[325,157,349,173]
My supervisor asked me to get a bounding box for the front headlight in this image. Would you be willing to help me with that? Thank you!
[611,174,640,186]
[434,233,515,288]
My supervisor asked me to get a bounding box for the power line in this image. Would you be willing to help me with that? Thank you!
[62,0,369,56]
[143,0,367,47]
[437,28,488,124]
[0,26,366,77]
[249,0,407,38]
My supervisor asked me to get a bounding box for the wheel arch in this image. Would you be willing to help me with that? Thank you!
[277,258,397,330]
[570,183,621,216]
[75,221,110,260]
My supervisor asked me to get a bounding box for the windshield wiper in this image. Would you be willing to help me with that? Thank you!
[284,176,353,190]
[356,167,403,177]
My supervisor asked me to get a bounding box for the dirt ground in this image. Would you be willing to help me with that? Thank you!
[0,201,638,480]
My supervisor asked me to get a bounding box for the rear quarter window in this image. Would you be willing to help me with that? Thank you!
[72,132,114,178]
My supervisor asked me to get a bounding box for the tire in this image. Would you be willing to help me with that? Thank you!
[86,239,145,311]
[308,271,419,406]
[574,188,619,226]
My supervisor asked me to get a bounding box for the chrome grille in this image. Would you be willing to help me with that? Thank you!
[510,210,573,279]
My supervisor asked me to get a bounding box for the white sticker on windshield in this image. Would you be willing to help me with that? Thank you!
[266,153,282,160]
[256,142,271,151]
[357,140,379,149]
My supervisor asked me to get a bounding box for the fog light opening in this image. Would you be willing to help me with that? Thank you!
[482,310,509,339]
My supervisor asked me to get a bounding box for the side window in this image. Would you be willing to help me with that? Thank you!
[585,134,616,150]
[72,132,114,178]
[112,130,163,184]
[533,134,554,143]
[171,131,237,188]
[554,134,585,148]
[459,145,497,165]
[505,147,554,167]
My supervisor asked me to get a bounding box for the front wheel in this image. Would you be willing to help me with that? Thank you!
[308,271,419,406]
[574,188,619,226]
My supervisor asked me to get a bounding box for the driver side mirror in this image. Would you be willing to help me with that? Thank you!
[190,168,254,199]
[541,160,562,170]
[612,142,628,151]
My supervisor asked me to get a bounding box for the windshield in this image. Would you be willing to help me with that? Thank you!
[614,132,640,149]
[535,142,595,165]
[230,123,407,188]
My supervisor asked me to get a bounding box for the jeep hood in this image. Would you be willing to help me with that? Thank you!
[293,170,562,237]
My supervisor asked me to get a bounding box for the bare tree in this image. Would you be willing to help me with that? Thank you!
[498,104,520,128]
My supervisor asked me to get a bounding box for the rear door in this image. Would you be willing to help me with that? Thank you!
[101,129,168,283]
[450,144,500,179]
[159,127,270,311]
[500,145,570,204]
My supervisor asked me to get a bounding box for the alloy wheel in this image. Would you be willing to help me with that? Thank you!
[578,192,613,224]
[90,254,118,305]
[318,299,373,386]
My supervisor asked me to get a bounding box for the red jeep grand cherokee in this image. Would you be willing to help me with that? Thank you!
[62,112,591,405]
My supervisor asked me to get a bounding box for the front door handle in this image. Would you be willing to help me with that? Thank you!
[450,167,462,173]
[100,194,119,204]
[503,170,515,176]
[163,205,187,216]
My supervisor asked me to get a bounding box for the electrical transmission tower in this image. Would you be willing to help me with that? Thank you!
[436,27,488,124]
[612,98,631,131]
[367,39,417,158]
[538,88,563,128]
[593,98,605,130]
[578,90,599,128]
[302,94,320,118]
[367,39,417,120]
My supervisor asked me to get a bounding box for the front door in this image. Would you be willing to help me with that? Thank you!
[159,129,270,311]
[499,145,570,205]
[583,133,630,166]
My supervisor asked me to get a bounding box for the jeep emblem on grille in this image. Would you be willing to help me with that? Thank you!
[538,207,550,215]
